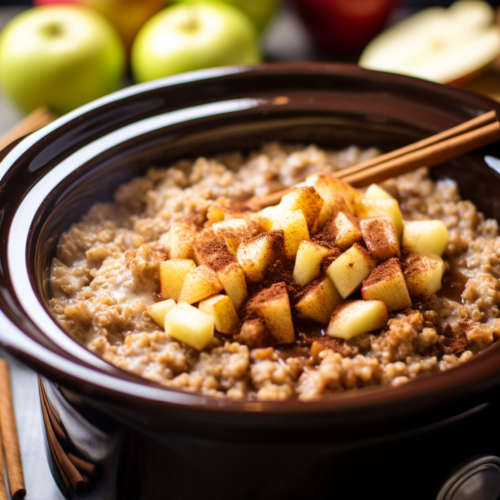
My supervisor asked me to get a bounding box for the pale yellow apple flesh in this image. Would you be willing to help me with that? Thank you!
[402,220,449,257]
[160,259,196,301]
[293,240,339,287]
[275,186,324,231]
[199,294,240,334]
[148,299,176,328]
[295,276,342,324]
[178,265,224,304]
[402,252,445,299]
[273,209,310,259]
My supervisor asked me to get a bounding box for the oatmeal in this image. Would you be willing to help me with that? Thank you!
[49,143,500,400]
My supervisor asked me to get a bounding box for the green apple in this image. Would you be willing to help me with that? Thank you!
[131,2,261,83]
[176,0,282,32]
[0,6,126,115]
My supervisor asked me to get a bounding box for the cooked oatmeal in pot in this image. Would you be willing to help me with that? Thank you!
[49,143,500,401]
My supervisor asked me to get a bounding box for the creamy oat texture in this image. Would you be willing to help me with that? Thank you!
[50,143,500,400]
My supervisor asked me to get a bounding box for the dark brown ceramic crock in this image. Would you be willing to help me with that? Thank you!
[2,63,500,499]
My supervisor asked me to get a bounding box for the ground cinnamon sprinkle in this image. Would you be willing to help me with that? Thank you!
[363,258,401,287]
[441,323,469,355]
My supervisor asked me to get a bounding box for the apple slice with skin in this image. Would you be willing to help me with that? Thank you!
[275,186,324,231]
[402,252,445,299]
[273,209,310,260]
[360,216,400,260]
[164,302,214,350]
[245,282,295,345]
[293,240,340,287]
[326,243,377,299]
[361,258,411,312]
[199,294,240,334]
[178,265,223,304]
[365,183,394,200]
[324,211,363,250]
[327,300,388,340]
[402,220,449,257]
[356,198,404,239]
[160,259,196,301]
[237,230,285,282]
[295,276,342,324]
[148,299,176,328]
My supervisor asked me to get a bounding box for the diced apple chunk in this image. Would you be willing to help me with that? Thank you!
[164,302,214,350]
[276,186,324,231]
[148,299,176,328]
[356,199,404,239]
[199,294,240,334]
[178,265,223,304]
[165,222,197,259]
[255,206,277,231]
[293,240,340,287]
[402,220,449,257]
[327,300,388,340]
[402,252,445,299]
[207,203,230,223]
[237,230,285,282]
[160,259,197,301]
[360,216,400,260]
[192,229,230,266]
[295,277,342,324]
[326,243,377,298]
[365,183,394,200]
[361,258,411,312]
[246,282,295,345]
[324,211,363,250]
[212,218,263,256]
[215,262,247,311]
[273,209,310,259]
[304,174,361,215]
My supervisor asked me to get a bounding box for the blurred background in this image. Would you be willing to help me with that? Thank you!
[1,0,500,137]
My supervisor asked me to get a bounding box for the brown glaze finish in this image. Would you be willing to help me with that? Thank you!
[1,64,500,462]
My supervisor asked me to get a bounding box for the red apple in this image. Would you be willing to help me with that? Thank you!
[33,0,165,51]
[291,0,399,54]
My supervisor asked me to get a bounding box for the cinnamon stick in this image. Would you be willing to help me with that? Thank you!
[0,360,25,499]
[68,453,95,477]
[46,432,70,495]
[0,107,56,152]
[0,423,9,500]
[39,381,66,444]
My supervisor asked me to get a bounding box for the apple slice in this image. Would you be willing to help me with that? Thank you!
[356,198,404,239]
[178,265,224,304]
[236,230,285,282]
[402,252,445,299]
[361,258,411,312]
[273,209,310,259]
[164,302,214,350]
[276,186,324,231]
[215,261,247,311]
[295,276,342,324]
[327,300,388,340]
[293,240,340,287]
[160,259,197,301]
[246,282,295,345]
[325,211,363,250]
[148,299,176,328]
[359,0,500,85]
[326,243,377,299]
[360,216,400,260]
[199,294,240,334]
[402,220,449,257]
[165,222,197,259]
[365,183,394,200]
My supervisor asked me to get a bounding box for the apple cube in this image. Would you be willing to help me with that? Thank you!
[148,299,176,328]
[237,230,285,282]
[326,243,377,299]
[273,209,310,259]
[356,199,404,239]
[295,276,342,324]
[324,211,363,250]
[255,206,277,231]
[246,282,295,345]
[212,218,263,256]
[165,222,197,259]
[360,216,400,260]
[192,229,230,266]
[164,302,214,350]
[199,294,240,334]
[365,183,394,200]
[276,186,324,231]
[160,259,196,301]
[304,174,361,216]
[215,262,247,311]
[402,220,449,257]
[327,300,388,340]
[402,252,445,299]
[361,258,411,312]
[207,203,230,223]
[293,240,340,287]
[178,265,223,304]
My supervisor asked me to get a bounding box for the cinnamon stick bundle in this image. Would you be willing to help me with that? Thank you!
[0,360,25,499]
